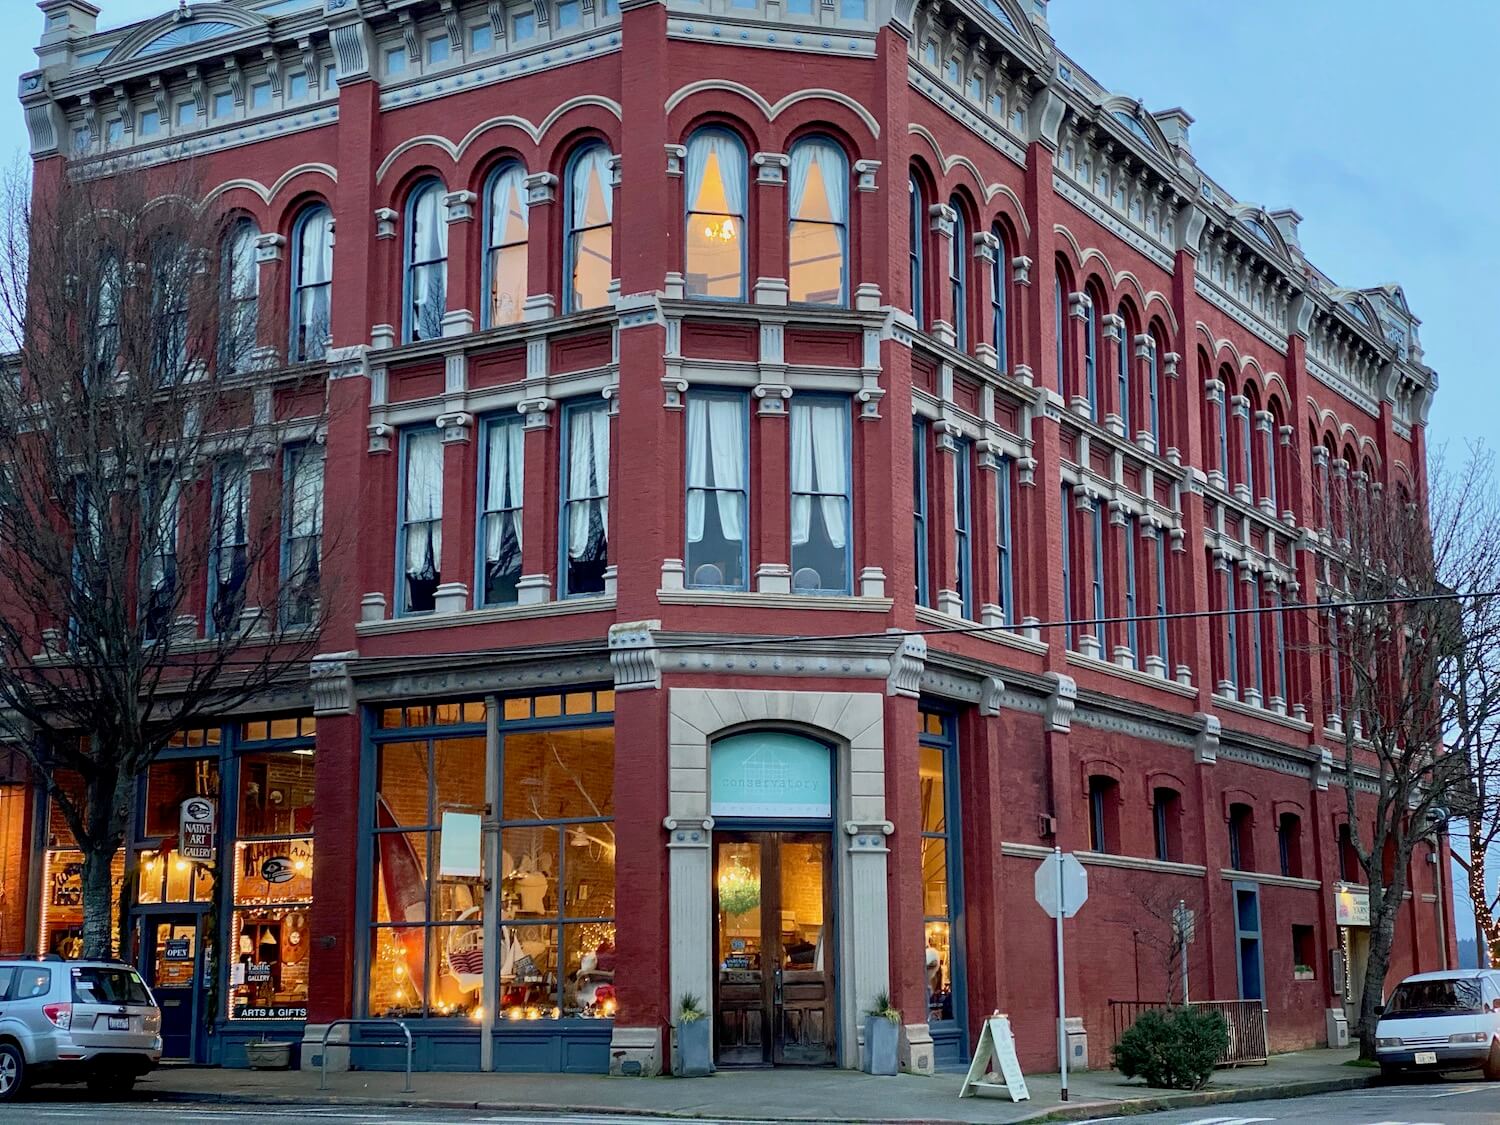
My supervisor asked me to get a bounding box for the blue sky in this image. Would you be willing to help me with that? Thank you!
[1,1,1491,927]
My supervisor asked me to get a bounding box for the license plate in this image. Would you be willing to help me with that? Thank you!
[1414,1050,1438,1065]
[108,1016,130,1031]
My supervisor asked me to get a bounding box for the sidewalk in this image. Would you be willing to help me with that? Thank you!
[133,1048,1376,1122]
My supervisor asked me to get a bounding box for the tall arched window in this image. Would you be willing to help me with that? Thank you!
[990,223,1008,372]
[482,162,528,328]
[91,253,122,383]
[564,142,614,313]
[219,217,259,373]
[788,137,848,305]
[290,203,333,362]
[1265,400,1283,514]
[1082,288,1099,418]
[404,179,448,342]
[1115,304,1132,437]
[1146,323,1165,448]
[908,172,925,326]
[685,128,748,301]
[948,198,967,351]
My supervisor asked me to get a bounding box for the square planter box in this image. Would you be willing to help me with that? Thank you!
[676,1018,712,1077]
[245,1041,295,1070]
[862,1016,899,1076]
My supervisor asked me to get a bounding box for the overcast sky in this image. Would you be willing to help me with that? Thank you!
[1,0,1490,931]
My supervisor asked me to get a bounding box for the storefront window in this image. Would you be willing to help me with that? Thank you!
[142,756,220,838]
[40,770,124,957]
[365,693,616,1022]
[919,707,965,1061]
[229,731,315,1020]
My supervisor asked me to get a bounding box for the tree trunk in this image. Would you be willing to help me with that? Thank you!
[1468,822,1500,966]
[1356,887,1402,1060]
[79,844,116,960]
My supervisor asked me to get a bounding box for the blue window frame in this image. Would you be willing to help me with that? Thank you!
[481,162,529,329]
[477,415,525,606]
[281,443,323,628]
[948,201,967,351]
[397,427,443,615]
[1146,335,1160,445]
[1116,306,1131,437]
[1265,416,1279,511]
[919,707,968,1066]
[684,390,749,590]
[913,419,930,607]
[1215,390,1231,483]
[563,143,614,313]
[207,457,249,636]
[290,203,332,362]
[1083,295,1098,419]
[1155,531,1170,669]
[1090,500,1105,641]
[954,437,973,618]
[1224,561,1239,690]
[1271,584,1287,704]
[684,128,749,302]
[1060,483,1073,648]
[996,455,1013,626]
[1123,514,1138,661]
[1249,574,1264,701]
[219,217,260,374]
[1054,275,1065,394]
[787,136,849,306]
[789,396,852,595]
[990,225,1008,372]
[1234,883,1264,1003]
[141,470,179,641]
[403,179,448,343]
[560,399,610,597]
[908,174,925,326]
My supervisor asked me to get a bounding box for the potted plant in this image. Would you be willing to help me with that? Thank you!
[676,993,712,1077]
[862,992,901,1075]
[1293,963,1315,981]
[244,1035,295,1070]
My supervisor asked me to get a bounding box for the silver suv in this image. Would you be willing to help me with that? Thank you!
[0,958,162,1100]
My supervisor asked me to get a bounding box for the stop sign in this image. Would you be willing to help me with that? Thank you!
[1035,851,1088,919]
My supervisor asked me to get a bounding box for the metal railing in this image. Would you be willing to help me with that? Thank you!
[1107,999,1269,1067]
[318,1018,414,1092]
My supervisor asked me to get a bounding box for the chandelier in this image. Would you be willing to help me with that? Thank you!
[702,218,737,243]
[717,858,760,916]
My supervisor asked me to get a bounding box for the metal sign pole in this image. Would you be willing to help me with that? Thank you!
[1179,899,1189,1004]
[1055,845,1068,1102]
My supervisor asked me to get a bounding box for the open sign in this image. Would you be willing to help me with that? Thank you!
[260,855,295,884]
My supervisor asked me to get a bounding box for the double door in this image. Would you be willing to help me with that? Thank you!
[714,831,835,1067]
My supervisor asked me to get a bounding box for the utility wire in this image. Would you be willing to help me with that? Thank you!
[15,586,1497,672]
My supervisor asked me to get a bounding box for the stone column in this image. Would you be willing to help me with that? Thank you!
[752,151,789,305]
[434,406,473,614]
[1073,487,1101,660]
[440,190,477,337]
[927,202,957,347]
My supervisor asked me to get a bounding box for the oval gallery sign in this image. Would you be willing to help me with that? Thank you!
[179,797,216,862]
[260,855,295,884]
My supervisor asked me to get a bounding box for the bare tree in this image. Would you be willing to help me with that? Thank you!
[1103,879,1211,1004]
[0,158,332,959]
[1318,445,1500,1057]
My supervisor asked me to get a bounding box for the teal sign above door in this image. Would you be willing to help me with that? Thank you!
[711,732,832,819]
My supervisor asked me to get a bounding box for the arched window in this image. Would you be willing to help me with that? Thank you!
[1054,271,1066,395]
[990,223,1008,371]
[404,179,448,342]
[91,253,122,383]
[1082,287,1099,418]
[1146,324,1165,449]
[150,239,190,383]
[948,198,967,351]
[564,142,614,313]
[788,137,848,305]
[908,172,925,325]
[219,217,259,373]
[1115,303,1132,436]
[290,203,333,362]
[685,128,748,301]
[1265,401,1283,515]
[482,162,528,328]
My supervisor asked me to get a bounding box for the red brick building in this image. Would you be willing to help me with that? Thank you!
[11,0,1449,1075]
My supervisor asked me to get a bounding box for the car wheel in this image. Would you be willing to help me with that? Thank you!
[1484,1042,1500,1081]
[1380,1062,1404,1083]
[86,1072,137,1097]
[0,1042,26,1101]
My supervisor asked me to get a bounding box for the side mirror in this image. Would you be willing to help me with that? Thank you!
[1375,1004,1385,1016]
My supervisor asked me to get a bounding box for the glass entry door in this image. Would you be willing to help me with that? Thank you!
[142,914,201,1059]
[714,831,834,1067]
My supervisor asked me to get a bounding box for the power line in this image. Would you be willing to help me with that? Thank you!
[16,586,1496,673]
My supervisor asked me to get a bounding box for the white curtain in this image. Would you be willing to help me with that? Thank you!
[215,463,249,584]
[404,431,443,581]
[788,138,847,225]
[489,165,528,247]
[567,408,609,561]
[686,396,745,543]
[290,453,323,539]
[572,146,614,227]
[484,421,524,564]
[300,206,333,287]
[411,184,448,338]
[791,402,848,549]
[687,130,746,219]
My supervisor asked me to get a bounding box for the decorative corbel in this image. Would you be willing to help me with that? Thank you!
[852,159,880,192]
[1011,255,1032,286]
[374,208,398,240]
[523,171,558,205]
[440,0,463,50]
[224,57,245,106]
[752,152,789,185]
[186,66,207,118]
[112,85,133,137]
[148,75,169,122]
[298,37,319,92]
[486,0,507,40]
[397,12,420,63]
[261,46,283,97]
[928,202,957,238]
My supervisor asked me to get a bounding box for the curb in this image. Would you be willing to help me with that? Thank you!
[134,1072,1381,1123]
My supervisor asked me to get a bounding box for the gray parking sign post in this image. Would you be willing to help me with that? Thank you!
[1035,849,1087,1101]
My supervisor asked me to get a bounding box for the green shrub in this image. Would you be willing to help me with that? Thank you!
[1111,1006,1229,1090]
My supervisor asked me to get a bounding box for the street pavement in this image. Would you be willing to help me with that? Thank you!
[1078,1078,1500,1124]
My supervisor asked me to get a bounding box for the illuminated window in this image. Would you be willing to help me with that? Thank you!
[564,143,614,312]
[483,162,528,327]
[684,128,747,301]
[788,138,848,306]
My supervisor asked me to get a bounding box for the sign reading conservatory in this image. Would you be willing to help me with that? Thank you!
[711,733,831,819]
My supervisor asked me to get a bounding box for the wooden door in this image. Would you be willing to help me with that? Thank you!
[714,833,769,1066]
[772,832,834,1065]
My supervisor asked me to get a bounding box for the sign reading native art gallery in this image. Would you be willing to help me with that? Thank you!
[710,732,831,819]
[179,797,216,862]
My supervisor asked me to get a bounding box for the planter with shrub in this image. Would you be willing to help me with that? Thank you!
[676,993,712,1077]
[862,992,901,1076]
[1111,1006,1229,1090]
